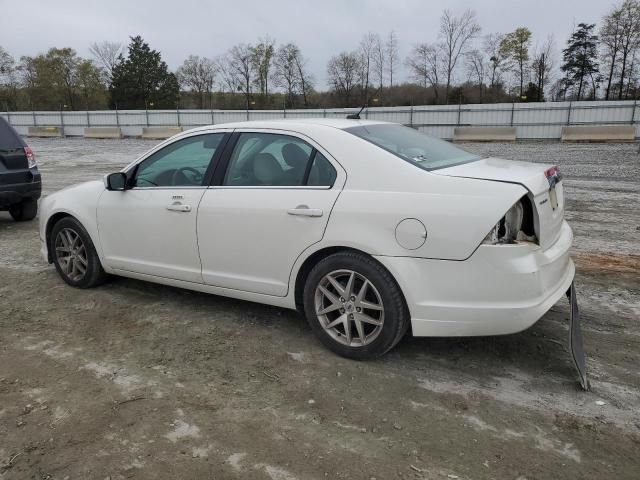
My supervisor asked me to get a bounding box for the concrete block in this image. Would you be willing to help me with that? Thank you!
[453,127,516,142]
[561,125,635,142]
[84,127,123,139]
[27,126,64,137]
[141,126,183,139]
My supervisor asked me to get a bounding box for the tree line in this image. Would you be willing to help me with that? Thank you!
[1,0,639,111]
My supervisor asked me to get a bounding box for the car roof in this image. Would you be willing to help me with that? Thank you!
[185,118,393,134]
[0,116,26,148]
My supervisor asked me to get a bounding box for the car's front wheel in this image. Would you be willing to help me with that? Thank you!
[9,198,38,221]
[303,251,409,359]
[51,217,108,288]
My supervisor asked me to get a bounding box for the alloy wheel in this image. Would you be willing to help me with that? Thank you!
[55,228,88,282]
[314,269,385,347]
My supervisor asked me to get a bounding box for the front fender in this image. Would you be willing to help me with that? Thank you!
[39,180,106,263]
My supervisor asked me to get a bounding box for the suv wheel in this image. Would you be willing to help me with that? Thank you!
[51,217,108,288]
[9,198,38,221]
[303,251,409,359]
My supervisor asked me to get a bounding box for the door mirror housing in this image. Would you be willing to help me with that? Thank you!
[105,172,127,191]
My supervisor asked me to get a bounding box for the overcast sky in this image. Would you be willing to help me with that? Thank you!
[3,0,611,88]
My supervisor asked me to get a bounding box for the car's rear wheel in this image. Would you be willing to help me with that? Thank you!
[51,217,107,288]
[9,198,38,221]
[303,251,409,359]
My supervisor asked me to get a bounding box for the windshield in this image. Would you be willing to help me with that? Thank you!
[345,124,481,170]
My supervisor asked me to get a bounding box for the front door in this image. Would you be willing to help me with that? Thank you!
[97,132,227,283]
[198,131,345,296]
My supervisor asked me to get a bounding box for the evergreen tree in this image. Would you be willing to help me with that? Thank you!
[109,36,179,109]
[561,23,600,100]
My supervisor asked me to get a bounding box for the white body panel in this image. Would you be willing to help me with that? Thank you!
[39,119,575,338]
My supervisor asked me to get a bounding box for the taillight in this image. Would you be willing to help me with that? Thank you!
[544,165,562,188]
[25,146,37,168]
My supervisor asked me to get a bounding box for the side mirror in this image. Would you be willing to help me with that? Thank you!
[105,172,127,191]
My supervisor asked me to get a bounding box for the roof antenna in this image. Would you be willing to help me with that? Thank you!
[347,86,382,119]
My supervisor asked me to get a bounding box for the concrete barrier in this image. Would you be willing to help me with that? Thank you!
[141,126,183,139]
[561,125,636,142]
[27,126,64,137]
[84,127,123,139]
[453,127,516,142]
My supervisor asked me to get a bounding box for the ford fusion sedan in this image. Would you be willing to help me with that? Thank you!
[38,119,574,359]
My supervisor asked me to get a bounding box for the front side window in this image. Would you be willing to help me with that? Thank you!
[345,124,481,170]
[134,133,224,187]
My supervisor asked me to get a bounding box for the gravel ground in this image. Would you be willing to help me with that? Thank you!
[0,138,639,480]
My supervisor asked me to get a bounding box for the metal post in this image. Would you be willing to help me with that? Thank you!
[566,102,573,126]
[323,108,327,118]
[86,110,90,127]
[211,108,215,125]
[5,104,10,125]
[409,105,414,128]
[32,110,37,127]
[60,106,64,127]
[631,100,637,125]
[510,103,515,126]
[145,108,149,127]
[457,101,462,126]
[115,106,120,127]
[177,108,181,127]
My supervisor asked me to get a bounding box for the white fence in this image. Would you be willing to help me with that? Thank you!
[2,100,639,139]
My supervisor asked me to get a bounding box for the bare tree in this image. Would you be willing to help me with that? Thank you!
[616,0,640,99]
[89,41,122,83]
[358,33,377,101]
[293,50,313,107]
[601,4,625,99]
[483,33,505,89]
[251,36,275,99]
[176,55,217,108]
[272,43,301,107]
[385,30,399,88]
[0,46,19,109]
[227,44,254,108]
[465,49,486,100]
[531,36,555,101]
[327,51,361,106]
[406,43,443,102]
[372,34,386,89]
[439,9,481,102]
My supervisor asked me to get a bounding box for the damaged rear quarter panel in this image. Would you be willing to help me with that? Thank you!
[324,175,527,261]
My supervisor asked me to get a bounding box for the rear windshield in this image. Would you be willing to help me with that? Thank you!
[345,124,480,170]
[0,117,25,148]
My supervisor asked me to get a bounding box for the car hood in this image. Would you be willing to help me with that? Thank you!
[433,157,553,196]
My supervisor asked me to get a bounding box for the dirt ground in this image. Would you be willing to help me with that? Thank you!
[1,138,639,480]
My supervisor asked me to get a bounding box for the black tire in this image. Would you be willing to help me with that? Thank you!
[9,197,38,221]
[50,217,108,288]
[303,251,410,359]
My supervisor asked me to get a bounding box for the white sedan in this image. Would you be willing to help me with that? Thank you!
[39,119,574,359]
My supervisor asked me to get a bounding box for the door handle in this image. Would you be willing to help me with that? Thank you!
[166,202,192,212]
[287,205,323,217]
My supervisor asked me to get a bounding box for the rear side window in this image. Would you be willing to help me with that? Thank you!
[223,133,336,187]
[307,152,337,187]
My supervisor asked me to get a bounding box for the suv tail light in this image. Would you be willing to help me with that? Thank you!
[25,146,37,168]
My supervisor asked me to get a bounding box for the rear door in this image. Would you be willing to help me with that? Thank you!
[197,130,346,296]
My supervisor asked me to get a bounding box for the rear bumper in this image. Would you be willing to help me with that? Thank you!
[0,173,42,207]
[375,220,575,337]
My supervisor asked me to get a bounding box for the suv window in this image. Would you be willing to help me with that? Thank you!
[224,133,315,187]
[134,133,224,187]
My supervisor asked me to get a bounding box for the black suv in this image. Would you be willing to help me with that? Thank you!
[0,116,41,221]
